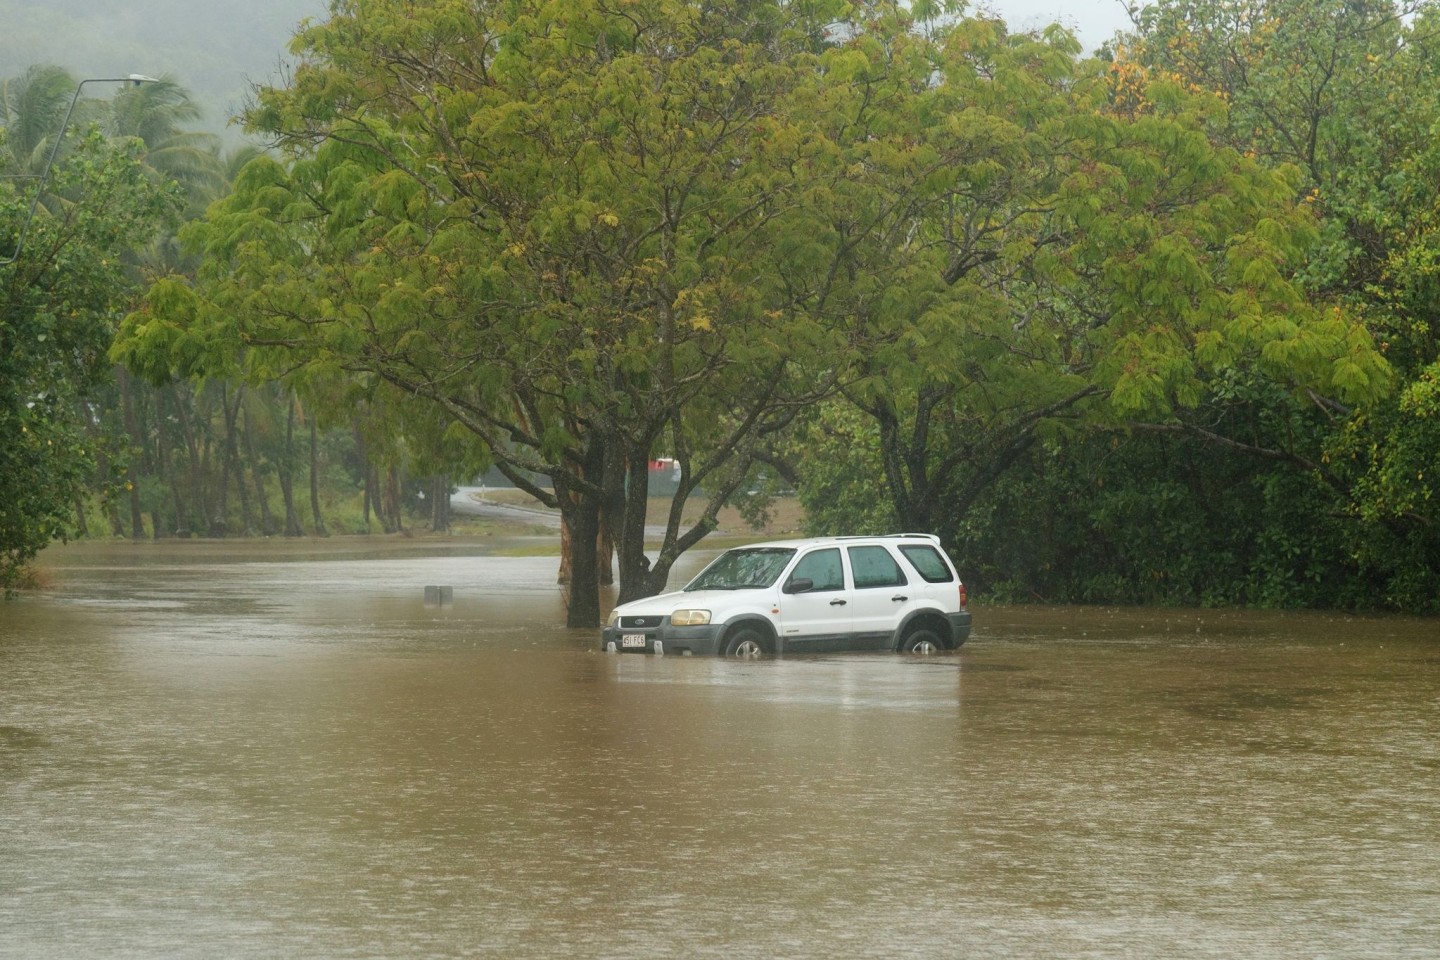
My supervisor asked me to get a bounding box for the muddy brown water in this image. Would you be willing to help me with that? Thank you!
[2,539,1438,959]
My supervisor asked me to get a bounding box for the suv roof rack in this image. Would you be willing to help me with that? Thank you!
[826,532,939,542]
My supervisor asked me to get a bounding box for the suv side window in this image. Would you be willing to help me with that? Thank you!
[787,548,844,592]
[898,544,954,583]
[847,545,907,589]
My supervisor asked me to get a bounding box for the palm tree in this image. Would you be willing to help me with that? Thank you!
[107,74,225,212]
[0,64,78,179]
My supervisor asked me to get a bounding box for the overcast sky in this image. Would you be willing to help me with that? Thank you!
[2,0,1141,145]
[981,0,1138,50]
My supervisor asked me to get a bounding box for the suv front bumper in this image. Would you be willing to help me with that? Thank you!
[600,623,725,656]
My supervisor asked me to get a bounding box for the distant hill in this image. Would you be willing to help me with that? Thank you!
[0,0,327,143]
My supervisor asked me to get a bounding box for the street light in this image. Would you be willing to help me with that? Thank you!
[0,74,161,266]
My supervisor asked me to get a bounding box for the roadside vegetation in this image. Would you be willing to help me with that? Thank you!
[4,0,1439,622]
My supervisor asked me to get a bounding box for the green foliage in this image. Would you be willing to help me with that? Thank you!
[107,76,226,214]
[131,0,968,618]
[1344,362,1440,526]
[1,128,180,586]
[791,402,899,536]
[1083,0,1440,610]
[0,390,90,588]
[955,411,1439,611]
[1,64,79,177]
[36,0,1436,620]
[802,7,1392,563]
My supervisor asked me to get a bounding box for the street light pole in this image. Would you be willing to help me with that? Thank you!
[1,74,161,266]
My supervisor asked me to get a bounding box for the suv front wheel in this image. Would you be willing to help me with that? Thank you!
[723,625,770,659]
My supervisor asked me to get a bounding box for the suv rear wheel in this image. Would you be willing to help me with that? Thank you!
[900,625,945,655]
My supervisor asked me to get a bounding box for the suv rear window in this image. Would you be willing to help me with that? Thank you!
[848,545,907,589]
[898,544,954,583]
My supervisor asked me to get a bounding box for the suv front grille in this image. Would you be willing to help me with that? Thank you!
[620,615,665,629]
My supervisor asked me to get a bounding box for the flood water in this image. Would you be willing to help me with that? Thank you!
[2,539,1438,959]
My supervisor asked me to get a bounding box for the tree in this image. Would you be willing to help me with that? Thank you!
[1,127,179,588]
[106,74,225,212]
[122,0,920,626]
[1,64,81,181]
[803,12,1390,548]
[1117,0,1433,294]
[1111,0,1440,607]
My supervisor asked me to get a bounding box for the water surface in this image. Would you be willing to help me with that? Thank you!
[2,540,1437,958]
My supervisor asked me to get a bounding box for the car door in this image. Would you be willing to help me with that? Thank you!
[774,547,850,653]
[844,544,910,650]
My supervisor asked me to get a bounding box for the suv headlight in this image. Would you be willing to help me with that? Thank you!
[669,609,711,626]
[607,609,619,628]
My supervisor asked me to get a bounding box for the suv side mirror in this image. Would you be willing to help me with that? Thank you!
[785,577,814,594]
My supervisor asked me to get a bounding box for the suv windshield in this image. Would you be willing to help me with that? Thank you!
[685,547,796,591]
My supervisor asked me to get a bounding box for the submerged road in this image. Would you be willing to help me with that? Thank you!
[451,485,688,539]
[4,541,1438,960]
[451,485,563,529]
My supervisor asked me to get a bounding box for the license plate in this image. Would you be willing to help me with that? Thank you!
[621,634,648,648]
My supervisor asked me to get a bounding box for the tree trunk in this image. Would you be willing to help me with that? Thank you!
[369,464,386,531]
[279,393,304,537]
[430,476,450,533]
[357,429,373,533]
[559,489,614,587]
[223,386,253,535]
[74,397,103,537]
[242,399,276,535]
[80,398,120,537]
[613,447,653,603]
[558,507,571,584]
[557,488,603,628]
[556,436,610,628]
[363,473,373,530]
[171,383,207,535]
[162,445,187,538]
[308,414,328,536]
[118,368,146,539]
[385,466,406,535]
[874,401,914,531]
[156,392,185,537]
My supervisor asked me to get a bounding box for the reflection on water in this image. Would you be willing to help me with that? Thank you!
[2,540,1438,959]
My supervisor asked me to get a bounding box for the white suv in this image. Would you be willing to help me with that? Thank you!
[601,534,971,657]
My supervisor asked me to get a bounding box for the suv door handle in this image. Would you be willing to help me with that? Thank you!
[830,599,847,606]
[892,595,908,602]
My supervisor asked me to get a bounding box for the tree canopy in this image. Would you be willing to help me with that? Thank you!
[115,0,1410,622]
[1,0,1435,618]
[2,106,181,587]
[124,0,902,624]
[1097,0,1440,607]
[821,11,1390,539]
